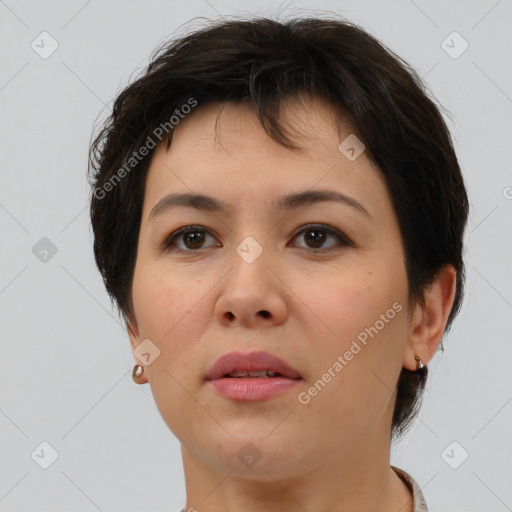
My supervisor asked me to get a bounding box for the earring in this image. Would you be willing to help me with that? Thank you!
[132,364,145,384]
[415,355,425,371]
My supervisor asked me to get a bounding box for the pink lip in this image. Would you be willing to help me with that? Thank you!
[205,350,303,402]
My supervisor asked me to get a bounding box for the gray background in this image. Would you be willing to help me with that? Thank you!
[1,0,511,511]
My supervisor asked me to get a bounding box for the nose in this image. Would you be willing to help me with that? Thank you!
[214,240,288,329]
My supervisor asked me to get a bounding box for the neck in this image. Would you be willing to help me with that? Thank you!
[180,426,413,512]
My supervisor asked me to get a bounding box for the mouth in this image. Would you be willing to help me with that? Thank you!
[205,350,303,381]
[222,370,291,378]
[205,350,303,401]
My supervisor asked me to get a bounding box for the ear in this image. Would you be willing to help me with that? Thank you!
[127,315,149,384]
[403,264,457,371]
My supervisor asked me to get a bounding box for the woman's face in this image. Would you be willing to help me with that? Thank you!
[128,98,413,480]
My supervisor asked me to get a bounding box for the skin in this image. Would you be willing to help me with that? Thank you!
[127,96,456,511]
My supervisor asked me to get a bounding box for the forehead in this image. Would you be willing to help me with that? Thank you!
[168,97,349,156]
[142,98,388,220]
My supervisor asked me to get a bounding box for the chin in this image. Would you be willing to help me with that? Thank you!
[195,428,312,480]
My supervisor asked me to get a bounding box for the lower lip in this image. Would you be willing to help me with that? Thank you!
[207,377,301,401]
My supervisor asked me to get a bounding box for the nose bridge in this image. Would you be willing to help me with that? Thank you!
[228,230,272,297]
[228,205,273,268]
[214,229,287,327]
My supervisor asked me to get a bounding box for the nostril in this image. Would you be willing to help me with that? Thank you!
[259,310,270,318]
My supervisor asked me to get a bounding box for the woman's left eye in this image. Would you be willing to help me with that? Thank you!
[289,224,353,251]
[159,224,353,253]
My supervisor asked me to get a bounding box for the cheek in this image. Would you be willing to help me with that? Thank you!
[131,260,221,388]
[131,265,212,436]
[132,262,207,342]
[299,266,409,414]
[306,267,405,347]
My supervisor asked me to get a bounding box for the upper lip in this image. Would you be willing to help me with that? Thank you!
[205,351,303,380]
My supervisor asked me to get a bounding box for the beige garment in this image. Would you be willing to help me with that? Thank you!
[392,466,429,512]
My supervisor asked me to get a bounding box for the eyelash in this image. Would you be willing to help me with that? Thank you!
[158,224,354,254]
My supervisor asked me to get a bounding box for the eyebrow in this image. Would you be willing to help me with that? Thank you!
[148,189,372,221]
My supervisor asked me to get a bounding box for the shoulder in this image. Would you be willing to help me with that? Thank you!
[391,465,429,512]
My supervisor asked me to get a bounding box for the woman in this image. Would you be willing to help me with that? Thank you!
[88,16,469,511]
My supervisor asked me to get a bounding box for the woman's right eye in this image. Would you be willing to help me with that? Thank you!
[160,226,220,252]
